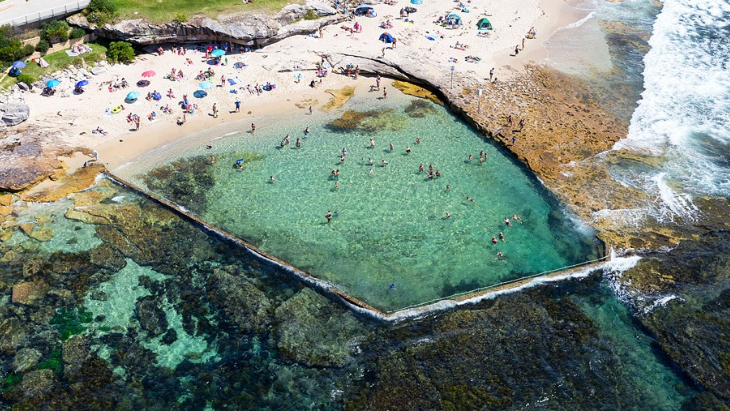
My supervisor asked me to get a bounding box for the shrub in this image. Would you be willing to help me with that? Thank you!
[0,43,20,61]
[174,13,188,23]
[88,0,117,14]
[21,44,34,56]
[303,9,318,20]
[35,39,50,53]
[16,73,36,85]
[70,27,86,39]
[107,40,135,63]
[87,11,103,24]
[41,20,70,44]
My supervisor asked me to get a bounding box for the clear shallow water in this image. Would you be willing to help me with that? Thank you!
[133,92,601,311]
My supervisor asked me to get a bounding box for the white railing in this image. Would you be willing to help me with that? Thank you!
[0,0,90,27]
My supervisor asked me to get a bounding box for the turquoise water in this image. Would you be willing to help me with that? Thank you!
[134,91,601,311]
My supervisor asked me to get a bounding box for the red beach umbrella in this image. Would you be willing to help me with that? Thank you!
[141,70,156,78]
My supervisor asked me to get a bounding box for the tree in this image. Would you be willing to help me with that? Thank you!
[107,41,135,63]
[41,20,70,44]
[35,39,50,53]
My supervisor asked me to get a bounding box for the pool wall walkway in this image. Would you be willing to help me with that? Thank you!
[104,171,610,321]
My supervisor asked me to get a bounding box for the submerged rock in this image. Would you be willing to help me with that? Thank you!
[208,268,271,334]
[15,369,57,398]
[135,295,169,338]
[11,281,48,305]
[274,288,367,368]
[12,348,42,374]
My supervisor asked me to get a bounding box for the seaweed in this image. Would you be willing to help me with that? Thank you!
[2,372,22,394]
[50,308,93,340]
[37,349,63,375]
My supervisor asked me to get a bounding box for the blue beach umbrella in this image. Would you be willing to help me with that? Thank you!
[211,49,225,57]
[76,80,89,87]
[199,81,213,89]
[126,91,140,100]
[46,79,60,88]
[194,90,207,98]
[12,61,26,69]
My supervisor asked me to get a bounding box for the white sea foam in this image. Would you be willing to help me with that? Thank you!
[557,11,596,31]
[615,0,730,216]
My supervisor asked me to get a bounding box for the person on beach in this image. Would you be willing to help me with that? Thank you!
[519,118,525,130]
[522,38,526,50]
[376,74,381,90]
[212,103,218,118]
[512,136,517,145]
[235,99,241,112]
[383,87,388,99]
[326,210,333,223]
[508,115,513,126]
[489,67,494,81]
[251,123,256,133]
[514,45,520,55]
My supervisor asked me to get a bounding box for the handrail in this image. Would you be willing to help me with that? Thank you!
[0,0,90,28]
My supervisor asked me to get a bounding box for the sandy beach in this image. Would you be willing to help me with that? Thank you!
[16,0,581,174]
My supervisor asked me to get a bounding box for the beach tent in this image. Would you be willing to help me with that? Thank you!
[354,5,377,17]
[446,14,462,26]
[379,32,394,43]
[211,49,226,57]
[476,17,492,30]
[410,0,422,4]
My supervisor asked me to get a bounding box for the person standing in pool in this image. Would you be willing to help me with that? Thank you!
[370,138,375,148]
[499,232,505,241]
[251,123,256,133]
[342,147,348,156]
[419,163,424,173]
[304,126,310,135]
[390,142,394,151]
[296,138,301,148]
[326,210,333,223]
[270,176,276,183]
[492,236,498,244]
[406,146,411,154]
[446,185,451,191]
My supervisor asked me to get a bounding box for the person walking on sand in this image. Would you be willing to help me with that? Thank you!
[383,87,387,99]
[489,67,494,81]
[309,105,313,115]
[519,118,525,130]
[212,103,218,118]
[319,27,323,38]
[382,47,386,58]
[234,99,241,112]
[251,123,256,133]
[508,114,513,126]
[514,45,520,55]
[522,38,526,50]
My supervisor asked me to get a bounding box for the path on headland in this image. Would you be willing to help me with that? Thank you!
[0,0,89,27]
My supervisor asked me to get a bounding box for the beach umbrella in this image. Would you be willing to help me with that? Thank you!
[199,81,213,89]
[194,90,207,98]
[126,91,140,100]
[211,49,226,57]
[75,80,89,87]
[141,70,156,77]
[12,61,26,69]
[46,79,61,88]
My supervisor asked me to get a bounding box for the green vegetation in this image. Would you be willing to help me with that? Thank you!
[303,9,318,20]
[174,13,189,23]
[37,349,63,374]
[111,0,300,24]
[0,42,107,89]
[0,26,35,70]
[106,40,135,63]
[2,373,22,394]
[70,27,87,39]
[86,0,119,24]
[15,73,36,85]
[50,307,93,340]
[35,39,50,53]
[41,20,70,44]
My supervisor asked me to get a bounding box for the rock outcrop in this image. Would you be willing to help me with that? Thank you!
[0,103,30,127]
[69,2,344,47]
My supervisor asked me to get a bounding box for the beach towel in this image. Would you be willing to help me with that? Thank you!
[38,57,49,68]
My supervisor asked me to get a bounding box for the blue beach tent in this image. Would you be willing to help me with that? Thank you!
[446,13,462,26]
[355,4,377,17]
[379,32,394,43]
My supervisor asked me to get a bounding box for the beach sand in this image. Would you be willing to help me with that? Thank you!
[16,0,582,174]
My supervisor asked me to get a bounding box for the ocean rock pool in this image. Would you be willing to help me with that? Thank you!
[128,89,602,312]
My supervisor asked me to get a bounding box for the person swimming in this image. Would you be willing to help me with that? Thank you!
[390,142,394,151]
[326,210,333,223]
[492,237,498,244]
[512,214,523,223]
[445,211,451,218]
[304,126,310,135]
[497,251,504,260]
[419,163,424,172]
[499,232,504,241]
[467,197,476,203]
[505,217,512,226]
[296,138,301,147]
[342,147,348,155]
[405,146,411,154]
[381,159,388,165]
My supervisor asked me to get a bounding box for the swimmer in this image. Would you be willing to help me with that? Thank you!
[296,138,301,147]
[492,236,498,244]
[406,146,411,154]
[497,252,504,260]
[435,170,441,177]
[340,155,346,163]
[370,138,375,148]
[467,197,476,203]
[479,157,484,164]
[326,210,332,223]
[381,159,388,165]
[331,169,337,177]
[390,142,394,151]
[505,217,512,226]
[209,156,215,164]
[445,211,451,218]
[427,171,434,178]
[251,123,256,133]
[419,163,424,172]
[304,126,310,135]
[416,137,421,144]
[270,175,276,183]
[512,214,523,223]
[205,145,213,149]
[368,158,374,165]
[446,185,451,191]
[429,164,434,171]
[389,283,396,290]
[468,154,473,162]
[342,147,348,155]
[334,182,339,190]
[284,134,291,144]
[280,140,285,148]
[369,168,374,174]
[499,232,504,241]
